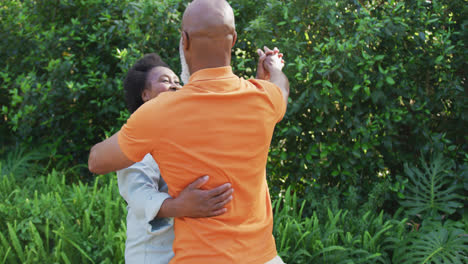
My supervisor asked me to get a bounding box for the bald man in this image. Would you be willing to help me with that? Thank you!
[88,0,289,263]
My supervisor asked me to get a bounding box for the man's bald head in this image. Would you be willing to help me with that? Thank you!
[182,0,235,38]
[179,0,237,76]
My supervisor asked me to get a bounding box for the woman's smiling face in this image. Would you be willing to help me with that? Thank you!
[142,66,182,102]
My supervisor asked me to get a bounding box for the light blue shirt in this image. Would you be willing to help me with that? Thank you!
[117,154,175,264]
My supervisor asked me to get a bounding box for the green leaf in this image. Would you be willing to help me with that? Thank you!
[386,76,395,85]
[280,152,287,160]
[323,80,332,88]
[364,86,371,96]
[399,154,463,217]
[393,221,468,264]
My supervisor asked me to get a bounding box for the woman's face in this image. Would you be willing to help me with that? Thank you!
[142,66,182,102]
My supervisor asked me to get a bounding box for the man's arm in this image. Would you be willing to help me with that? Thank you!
[256,46,289,106]
[118,157,233,221]
[88,132,134,174]
[158,176,233,218]
[268,68,289,106]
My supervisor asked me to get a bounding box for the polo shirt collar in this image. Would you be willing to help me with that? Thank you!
[188,66,236,83]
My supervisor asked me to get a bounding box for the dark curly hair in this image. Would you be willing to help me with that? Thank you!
[123,53,169,113]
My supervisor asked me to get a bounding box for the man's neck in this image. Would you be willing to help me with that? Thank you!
[187,36,233,74]
[189,60,231,75]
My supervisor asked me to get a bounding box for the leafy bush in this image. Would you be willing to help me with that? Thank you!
[0,146,48,179]
[0,166,126,263]
[0,0,184,168]
[391,220,468,264]
[256,0,467,201]
[399,154,464,217]
[273,189,408,263]
[0,159,412,264]
[1,0,466,190]
[390,154,468,263]
[1,150,466,263]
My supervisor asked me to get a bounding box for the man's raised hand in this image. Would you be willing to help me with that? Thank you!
[256,46,289,106]
[256,47,284,80]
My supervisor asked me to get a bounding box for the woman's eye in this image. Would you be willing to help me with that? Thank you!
[162,79,170,83]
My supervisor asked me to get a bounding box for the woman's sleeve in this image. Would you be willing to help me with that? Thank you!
[117,155,171,224]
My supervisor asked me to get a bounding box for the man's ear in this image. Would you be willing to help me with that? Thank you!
[182,31,190,50]
[232,31,237,47]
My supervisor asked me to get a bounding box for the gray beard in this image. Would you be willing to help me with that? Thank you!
[179,44,190,85]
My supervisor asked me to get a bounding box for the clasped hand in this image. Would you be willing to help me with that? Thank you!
[256,46,285,81]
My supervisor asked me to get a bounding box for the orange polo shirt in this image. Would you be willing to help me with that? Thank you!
[118,66,286,263]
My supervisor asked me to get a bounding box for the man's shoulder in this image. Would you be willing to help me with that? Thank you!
[245,78,286,119]
[246,78,280,92]
[244,79,283,101]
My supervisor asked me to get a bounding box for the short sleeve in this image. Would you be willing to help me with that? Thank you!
[118,100,161,162]
[116,155,171,222]
[250,79,287,122]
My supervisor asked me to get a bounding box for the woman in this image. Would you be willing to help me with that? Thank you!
[117,53,234,264]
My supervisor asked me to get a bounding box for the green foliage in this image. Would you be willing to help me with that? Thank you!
[0,0,185,166]
[400,154,464,217]
[0,146,48,179]
[1,150,466,263]
[273,188,407,263]
[259,0,467,202]
[0,0,465,191]
[389,153,468,263]
[1,164,410,263]
[0,163,126,263]
[392,220,468,264]
[1,0,467,261]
